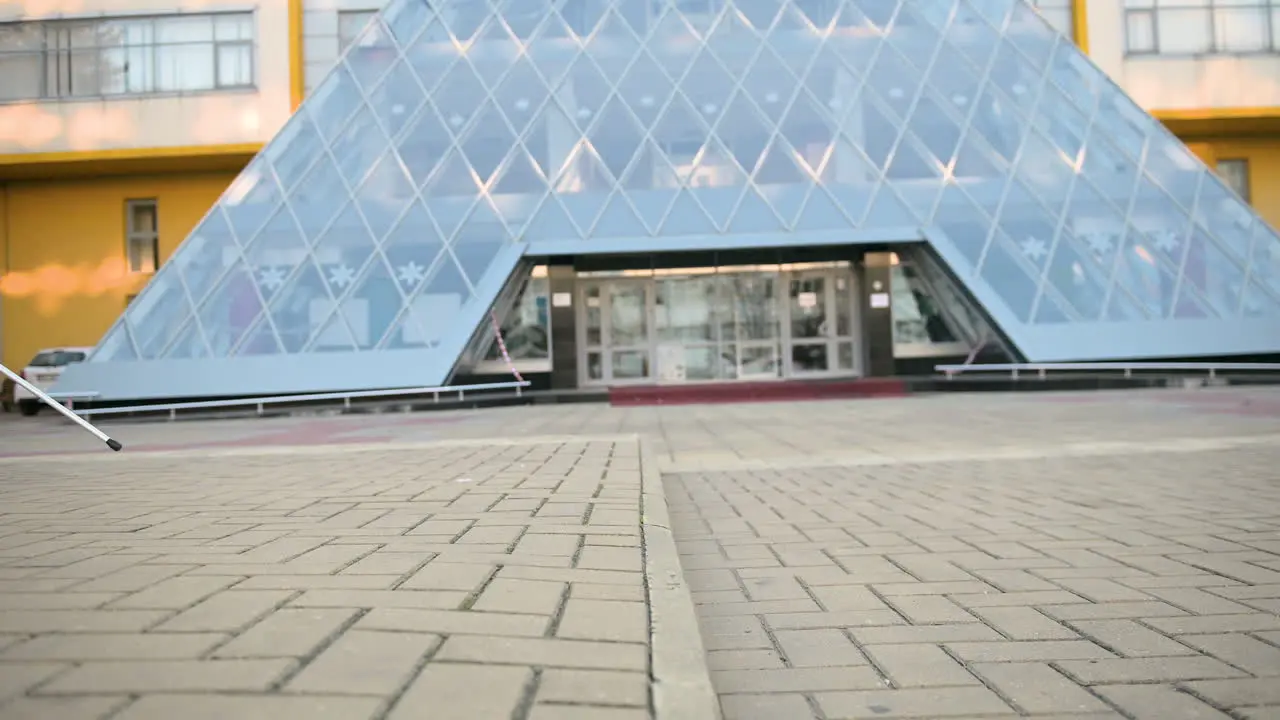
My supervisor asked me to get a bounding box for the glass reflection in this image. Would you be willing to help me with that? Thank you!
[913,249,998,344]
[609,284,648,346]
[127,278,190,359]
[586,351,604,380]
[1180,228,1245,319]
[788,274,828,372]
[789,275,827,339]
[892,264,960,346]
[164,321,211,360]
[1041,231,1109,321]
[578,265,870,384]
[726,274,780,342]
[981,234,1042,322]
[613,350,650,379]
[585,285,603,345]
[1250,223,1280,300]
[1114,227,1179,319]
[484,271,551,364]
[268,261,335,354]
[411,254,473,348]
[198,261,264,356]
[655,275,717,342]
[791,342,829,372]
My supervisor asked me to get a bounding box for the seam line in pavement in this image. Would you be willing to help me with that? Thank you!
[639,434,722,720]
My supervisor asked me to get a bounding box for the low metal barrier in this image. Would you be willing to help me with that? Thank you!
[936,362,1280,380]
[46,391,101,411]
[72,380,532,421]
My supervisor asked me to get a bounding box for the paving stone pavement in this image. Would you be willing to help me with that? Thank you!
[666,443,1280,720]
[0,438,658,720]
[2,387,1280,719]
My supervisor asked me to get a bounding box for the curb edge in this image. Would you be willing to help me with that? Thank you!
[638,434,722,720]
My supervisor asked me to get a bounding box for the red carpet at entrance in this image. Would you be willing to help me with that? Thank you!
[608,378,909,406]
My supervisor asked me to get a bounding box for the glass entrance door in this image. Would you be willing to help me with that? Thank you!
[784,269,859,376]
[580,281,653,385]
[787,273,831,374]
[654,274,720,382]
[724,273,781,380]
[578,264,859,386]
[608,283,650,382]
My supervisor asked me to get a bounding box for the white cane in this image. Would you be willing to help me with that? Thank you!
[0,363,122,452]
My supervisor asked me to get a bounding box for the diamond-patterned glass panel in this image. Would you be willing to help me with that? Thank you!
[196,258,265,357]
[1037,229,1111,322]
[982,231,1042,322]
[163,319,212,360]
[124,273,192,360]
[267,260,337,354]
[339,253,404,350]
[85,0,1280,390]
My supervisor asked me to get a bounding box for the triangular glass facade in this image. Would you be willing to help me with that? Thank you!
[57,0,1280,400]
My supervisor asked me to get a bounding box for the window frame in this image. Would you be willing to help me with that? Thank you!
[0,11,257,103]
[124,198,160,275]
[1216,157,1253,204]
[1123,0,1279,57]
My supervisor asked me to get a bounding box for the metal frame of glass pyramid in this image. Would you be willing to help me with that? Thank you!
[55,0,1280,401]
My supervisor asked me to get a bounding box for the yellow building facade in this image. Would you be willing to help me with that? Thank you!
[1,168,243,368]
[1,0,1279,370]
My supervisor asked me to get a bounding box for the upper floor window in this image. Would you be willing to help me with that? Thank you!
[1125,0,1280,55]
[1216,158,1252,203]
[338,10,378,51]
[0,12,254,102]
[126,199,160,274]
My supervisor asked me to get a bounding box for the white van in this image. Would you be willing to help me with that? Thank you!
[14,347,93,416]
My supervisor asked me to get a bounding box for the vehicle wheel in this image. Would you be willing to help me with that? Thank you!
[18,400,40,417]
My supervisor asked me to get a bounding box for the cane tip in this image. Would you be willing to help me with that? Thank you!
[106,438,123,452]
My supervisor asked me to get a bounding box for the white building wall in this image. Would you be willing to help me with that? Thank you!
[0,0,292,154]
[1084,0,1280,112]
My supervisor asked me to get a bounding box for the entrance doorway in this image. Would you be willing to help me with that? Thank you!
[581,282,654,384]
[786,270,859,376]
[577,263,860,386]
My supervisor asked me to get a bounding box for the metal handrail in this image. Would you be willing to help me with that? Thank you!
[936,362,1280,380]
[73,380,531,420]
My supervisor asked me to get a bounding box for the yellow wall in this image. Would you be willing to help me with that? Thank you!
[1187,137,1280,231]
[0,172,235,369]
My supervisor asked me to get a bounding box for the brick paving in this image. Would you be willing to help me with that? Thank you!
[0,439,652,719]
[1,387,1279,719]
[666,443,1280,719]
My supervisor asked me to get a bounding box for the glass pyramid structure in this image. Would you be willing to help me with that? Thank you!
[56,0,1280,401]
